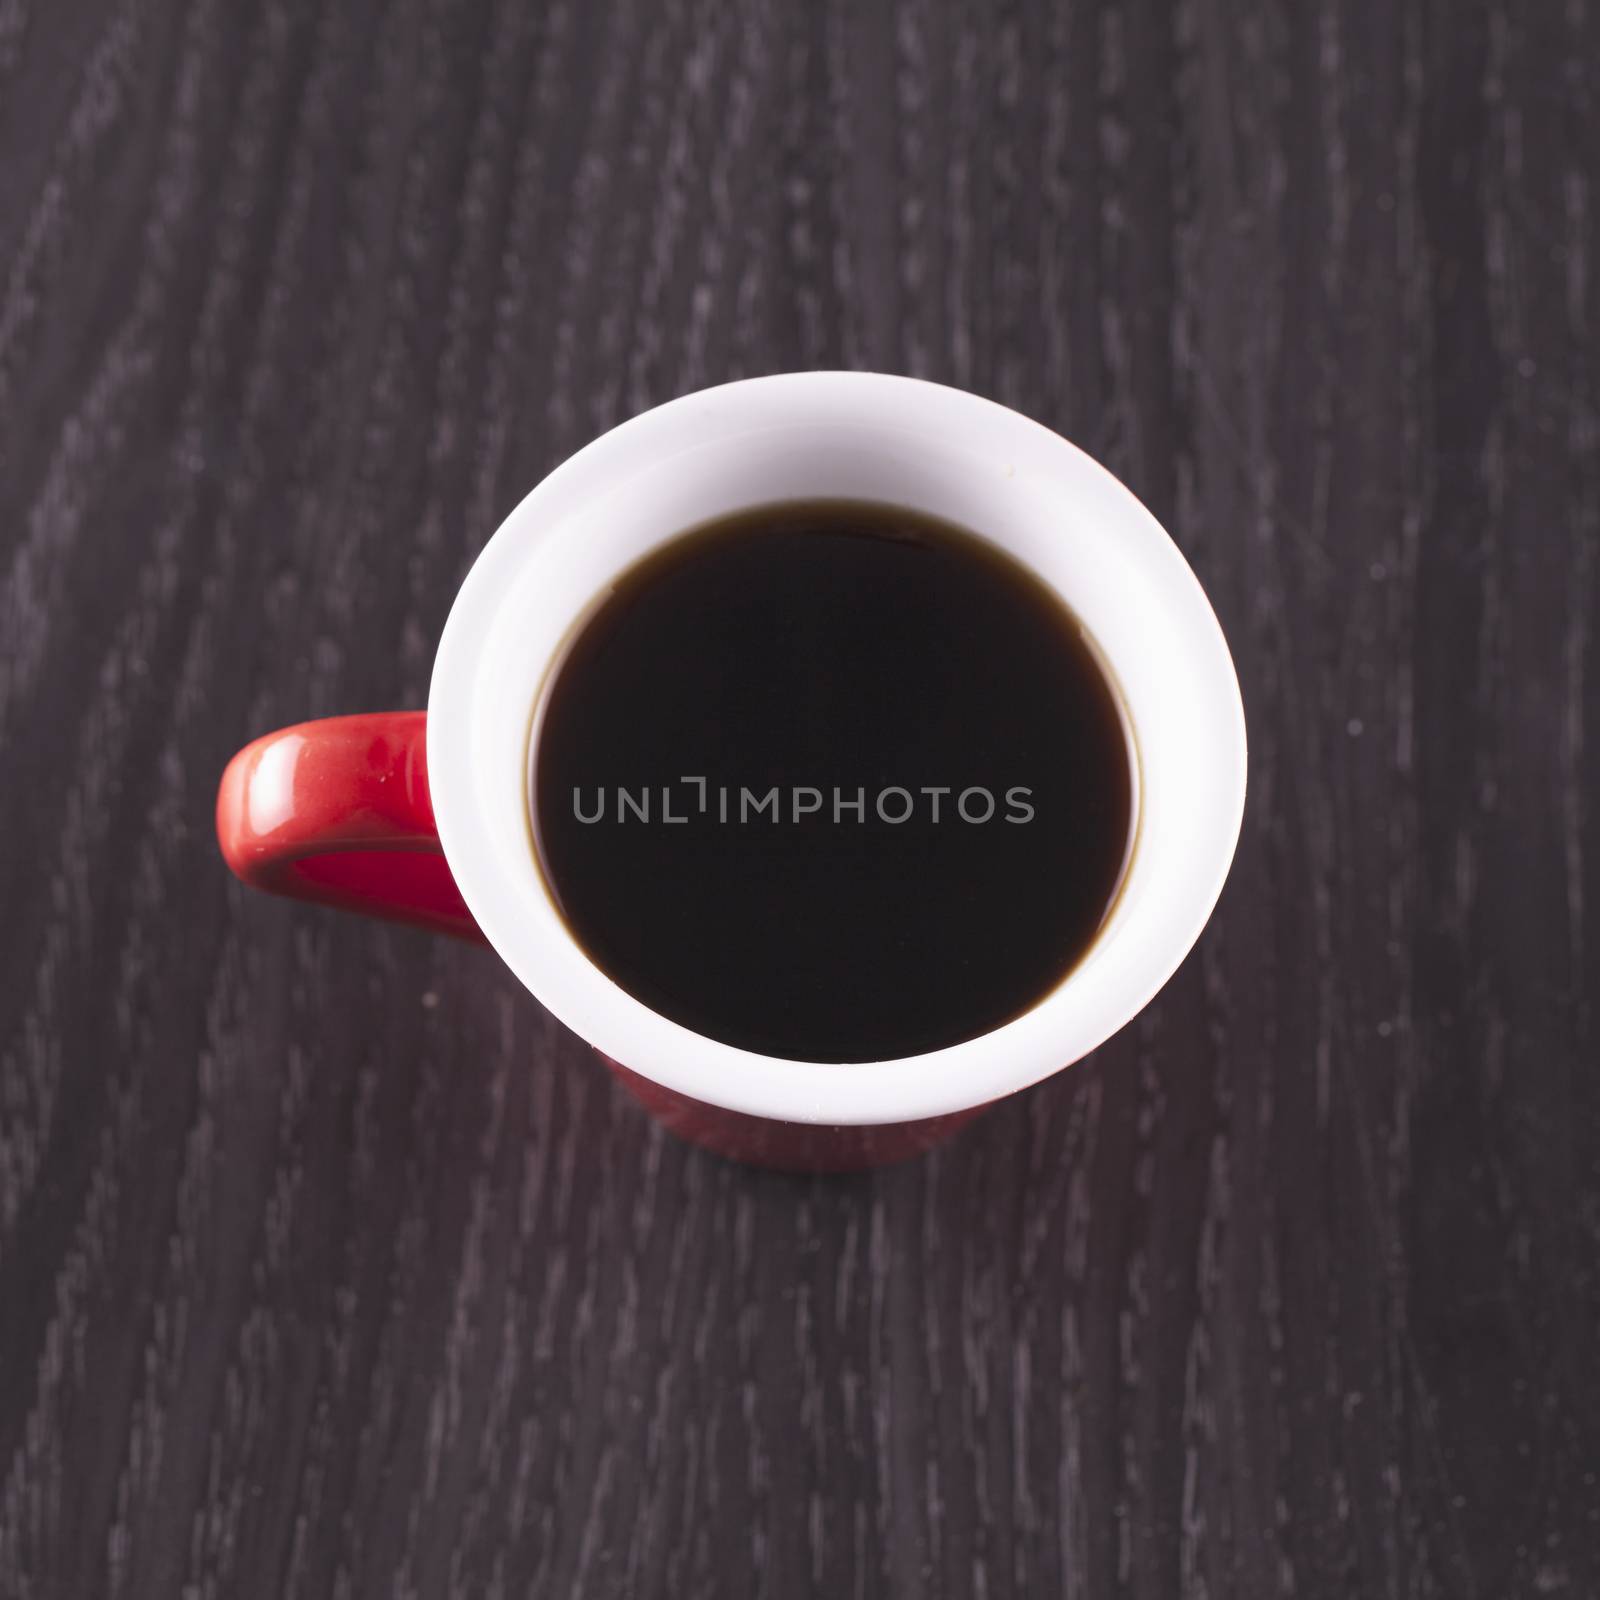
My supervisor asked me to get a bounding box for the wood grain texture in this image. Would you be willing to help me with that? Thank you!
[2,0,1597,1594]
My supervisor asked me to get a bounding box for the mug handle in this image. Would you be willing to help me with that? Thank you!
[216,711,486,941]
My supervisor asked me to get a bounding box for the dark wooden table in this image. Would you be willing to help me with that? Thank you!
[4,2,1597,1595]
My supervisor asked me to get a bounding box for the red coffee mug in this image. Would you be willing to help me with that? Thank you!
[217,376,1246,1171]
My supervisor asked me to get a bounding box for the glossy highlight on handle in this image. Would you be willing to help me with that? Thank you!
[216,711,484,940]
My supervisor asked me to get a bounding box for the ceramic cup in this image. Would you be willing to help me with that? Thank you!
[217,372,1247,1171]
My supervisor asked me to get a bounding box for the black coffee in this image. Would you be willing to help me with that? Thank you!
[532,501,1134,1062]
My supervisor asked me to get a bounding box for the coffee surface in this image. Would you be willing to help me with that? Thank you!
[532,501,1134,1062]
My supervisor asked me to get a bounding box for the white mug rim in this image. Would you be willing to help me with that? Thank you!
[428,372,1246,1126]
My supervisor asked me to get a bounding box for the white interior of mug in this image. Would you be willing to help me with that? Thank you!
[428,373,1246,1125]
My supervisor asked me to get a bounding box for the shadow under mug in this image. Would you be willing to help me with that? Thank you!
[217,373,1247,1172]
